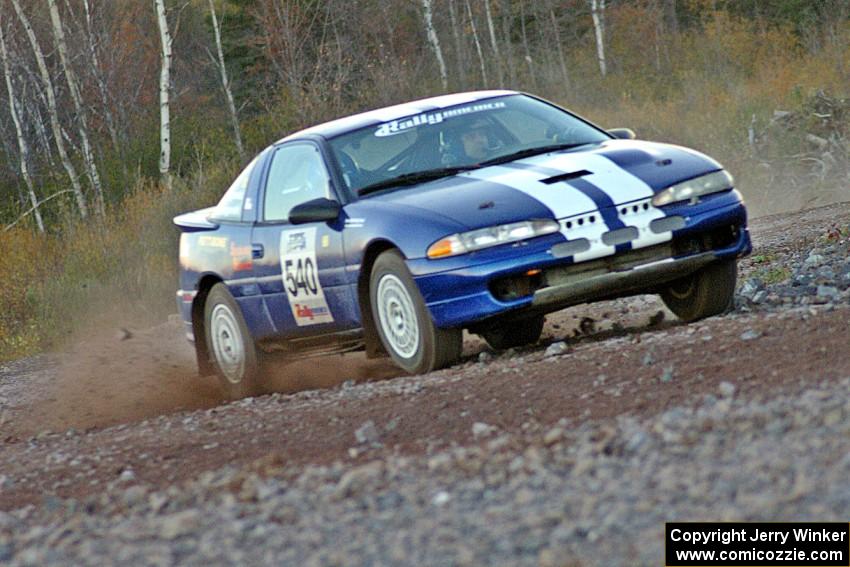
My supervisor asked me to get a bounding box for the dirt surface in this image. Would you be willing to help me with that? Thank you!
[1,202,850,564]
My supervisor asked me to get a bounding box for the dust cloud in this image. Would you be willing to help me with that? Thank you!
[9,291,677,438]
[743,182,848,219]
[12,314,401,438]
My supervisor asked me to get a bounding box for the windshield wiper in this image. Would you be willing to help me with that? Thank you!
[357,165,479,197]
[479,142,595,167]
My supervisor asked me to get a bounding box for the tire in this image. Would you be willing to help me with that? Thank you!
[204,283,262,399]
[481,314,545,350]
[370,250,462,374]
[660,259,737,322]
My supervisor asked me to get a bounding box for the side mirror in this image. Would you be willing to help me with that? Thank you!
[608,128,637,140]
[289,198,341,224]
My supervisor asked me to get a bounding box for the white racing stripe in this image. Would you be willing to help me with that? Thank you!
[520,153,674,252]
[466,153,675,261]
[523,153,653,203]
[465,165,596,218]
[464,165,615,262]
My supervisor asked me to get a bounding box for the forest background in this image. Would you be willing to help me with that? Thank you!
[0,0,848,360]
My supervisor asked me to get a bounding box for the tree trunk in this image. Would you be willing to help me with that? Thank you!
[663,0,678,35]
[590,0,607,77]
[550,7,571,89]
[82,0,121,155]
[533,1,555,84]
[48,0,105,216]
[26,95,55,168]
[0,16,43,232]
[498,0,516,85]
[0,124,27,209]
[447,0,466,89]
[208,0,245,161]
[154,0,172,190]
[465,0,488,86]
[483,0,504,87]
[519,0,536,89]
[420,0,448,90]
[10,0,88,218]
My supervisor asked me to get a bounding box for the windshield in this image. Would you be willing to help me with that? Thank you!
[327,94,609,196]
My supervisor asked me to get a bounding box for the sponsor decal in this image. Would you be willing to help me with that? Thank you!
[294,303,331,321]
[374,101,506,137]
[285,231,307,253]
[198,235,228,248]
[280,227,334,326]
[344,217,365,229]
[230,242,253,272]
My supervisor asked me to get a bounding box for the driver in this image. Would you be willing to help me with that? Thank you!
[460,118,493,161]
[442,117,499,165]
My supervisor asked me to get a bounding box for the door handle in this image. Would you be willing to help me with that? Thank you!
[251,244,264,259]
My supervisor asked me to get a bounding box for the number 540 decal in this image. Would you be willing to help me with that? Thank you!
[280,227,334,326]
[284,257,318,296]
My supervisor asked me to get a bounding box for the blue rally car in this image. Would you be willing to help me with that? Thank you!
[175,90,751,398]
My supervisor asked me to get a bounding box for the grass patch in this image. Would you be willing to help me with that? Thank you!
[753,266,793,285]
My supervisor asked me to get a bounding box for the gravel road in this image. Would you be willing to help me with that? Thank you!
[1,202,850,566]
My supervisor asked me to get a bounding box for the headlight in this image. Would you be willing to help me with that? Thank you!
[427,219,559,259]
[652,170,734,207]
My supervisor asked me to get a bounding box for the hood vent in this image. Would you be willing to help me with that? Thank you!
[540,170,592,185]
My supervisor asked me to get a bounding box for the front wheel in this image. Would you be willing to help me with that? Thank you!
[370,250,462,374]
[660,259,737,322]
[204,283,262,399]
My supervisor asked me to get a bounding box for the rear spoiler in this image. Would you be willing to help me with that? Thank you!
[173,208,219,232]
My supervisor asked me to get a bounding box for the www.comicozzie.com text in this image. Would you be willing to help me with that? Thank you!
[670,527,848,546]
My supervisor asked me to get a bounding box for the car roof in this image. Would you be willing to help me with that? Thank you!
[278,90,518,143]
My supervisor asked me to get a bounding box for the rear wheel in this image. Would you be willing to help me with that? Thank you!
[370,250,462,374]
[204,283,262,399]
[480,314,545,350]
[660,259,737,322]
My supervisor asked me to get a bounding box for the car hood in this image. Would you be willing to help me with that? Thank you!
[367,139,723,231]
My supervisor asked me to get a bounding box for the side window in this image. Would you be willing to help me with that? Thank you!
[264,144,331,222]
[211,155,259,221]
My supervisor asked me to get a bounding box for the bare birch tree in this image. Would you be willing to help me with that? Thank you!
[23,87,54,167]
[207,0,244,160]
[483,0,503,87]
[420,0,448,90]
[498,0,516,85]
[10,0,88,218]
[590,0,607,77]
[154,0,173,190]
[518,0,536,89]
[447,0,466,89]
[81,0,121,155]
[550,6,571,88]
[465,0,488,85]
[664,0,679,34]
[0,13,43,232]
[48,0,105,215]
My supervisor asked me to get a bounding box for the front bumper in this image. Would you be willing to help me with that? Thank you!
[409,191,751,329]
[531,250,717,309]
